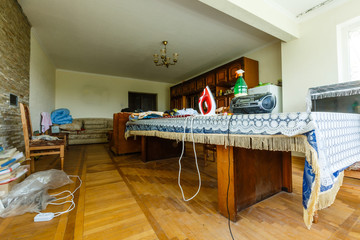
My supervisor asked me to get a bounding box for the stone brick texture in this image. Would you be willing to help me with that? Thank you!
[0,0,30,151]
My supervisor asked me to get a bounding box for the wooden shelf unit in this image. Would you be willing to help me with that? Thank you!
[170,56,259,110]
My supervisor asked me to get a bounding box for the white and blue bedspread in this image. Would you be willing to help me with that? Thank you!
[125,112,360,229]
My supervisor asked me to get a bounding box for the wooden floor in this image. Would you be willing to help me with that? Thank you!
[0,143,359,240]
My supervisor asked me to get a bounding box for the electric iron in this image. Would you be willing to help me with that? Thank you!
[198,86,216,115]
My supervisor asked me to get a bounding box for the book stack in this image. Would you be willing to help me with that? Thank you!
[0,148,29,198]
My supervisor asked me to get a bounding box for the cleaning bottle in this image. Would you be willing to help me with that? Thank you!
[234,69,247,97]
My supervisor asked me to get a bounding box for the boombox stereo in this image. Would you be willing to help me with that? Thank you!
[230,93,276,114]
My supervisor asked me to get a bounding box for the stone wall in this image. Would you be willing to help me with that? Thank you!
[0,0,30,150]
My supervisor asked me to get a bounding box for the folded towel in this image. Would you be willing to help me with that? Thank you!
[51,108,73,124]
[41,112,52,133]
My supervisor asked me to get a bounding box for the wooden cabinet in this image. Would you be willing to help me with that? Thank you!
[170,56,258,109]
[242,57,259,88]
[182,81,190,95]
[205,72,216,87]
[189,80,196,93]
[216,68,228,86]
[171,97,184,109]
[182,80,196,95]
[228,61,242,83]
[216,94,233,108]
[186,93,200,111]
[170,86,176,97]
[216,96,228,108]
[171,84,183,97]
[196,77,205,91]
[177,97,184,109]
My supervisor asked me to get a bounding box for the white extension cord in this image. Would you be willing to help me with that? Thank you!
[34,175,82,222]
[178,116,202,202]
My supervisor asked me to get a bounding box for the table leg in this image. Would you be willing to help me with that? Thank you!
[64,134,68,150]
[141,136,182,162]
[141,136,147,162]
[313,210,319,223]
[216,145,237,221]
[282,151,293,192]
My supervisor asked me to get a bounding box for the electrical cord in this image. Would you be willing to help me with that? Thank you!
[178,114,235,239]
[46,175,82,218]
[227,114,235,240]
[178,116,202,202]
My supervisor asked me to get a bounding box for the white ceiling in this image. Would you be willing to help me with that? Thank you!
[18,0,345,84]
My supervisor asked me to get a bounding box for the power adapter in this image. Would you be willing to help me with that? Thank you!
[34,212,54,222]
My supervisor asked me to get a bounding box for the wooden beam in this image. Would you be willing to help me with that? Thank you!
[197,0,299,42]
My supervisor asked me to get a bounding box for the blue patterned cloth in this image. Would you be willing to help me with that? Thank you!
[125,112,360,228]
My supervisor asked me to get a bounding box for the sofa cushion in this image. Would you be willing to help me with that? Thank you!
[68,133,107,140]
[59,119,82,131]
[84,123,106,129]
[69,138,108,145]
[80,118,112,129]
[69,128,112,135]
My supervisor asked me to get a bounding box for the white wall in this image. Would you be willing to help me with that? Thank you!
[246,41,282,85]
[29,30,56,132]
[55,70,172,118]
[282,0,360,112]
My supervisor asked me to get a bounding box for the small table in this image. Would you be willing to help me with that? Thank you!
[50,132,69,149]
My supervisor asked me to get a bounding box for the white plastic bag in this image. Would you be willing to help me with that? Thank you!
[0,169,73,218]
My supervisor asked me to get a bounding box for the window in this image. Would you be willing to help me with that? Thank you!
[128,92,157,111]
[9,93,18,106]
[337,16,360,82]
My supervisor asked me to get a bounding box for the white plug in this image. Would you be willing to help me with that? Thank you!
[34,212,54,222]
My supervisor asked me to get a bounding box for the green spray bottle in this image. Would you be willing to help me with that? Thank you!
[234,69,247,97]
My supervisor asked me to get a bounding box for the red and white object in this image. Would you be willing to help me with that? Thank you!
[198,86,216,115]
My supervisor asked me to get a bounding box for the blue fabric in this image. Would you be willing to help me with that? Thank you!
[51,108,73,124]
[302,159,315,209]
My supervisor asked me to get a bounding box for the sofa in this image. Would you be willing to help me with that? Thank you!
[59,118,113,145]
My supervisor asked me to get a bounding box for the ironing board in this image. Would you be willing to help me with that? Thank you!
[125,112,360,229]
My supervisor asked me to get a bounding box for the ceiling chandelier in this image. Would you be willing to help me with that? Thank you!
[153,41,178,68]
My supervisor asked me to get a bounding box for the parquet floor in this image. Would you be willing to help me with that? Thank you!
[0,143,359,240]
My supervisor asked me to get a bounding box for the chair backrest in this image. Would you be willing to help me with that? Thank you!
[19,103,33,142]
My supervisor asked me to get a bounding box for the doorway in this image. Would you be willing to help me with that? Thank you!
[128,92,157,111]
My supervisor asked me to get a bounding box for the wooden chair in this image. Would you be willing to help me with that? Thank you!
[19,103,65,173]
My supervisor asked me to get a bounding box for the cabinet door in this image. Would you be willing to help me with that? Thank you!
[186,95,194,109]
[182,82,190,95]
[173,84,182,96]
[170,98,176,109]
[243,57,259,88]
[216,96,228,108]
[175,97,183,109]
[189,80,196,93]
[205,72,216,87]
[227,94,234,106]
[196,77,205,91]
[170,87,176,97]
[228,61,242,83]
[216,68,227,85]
